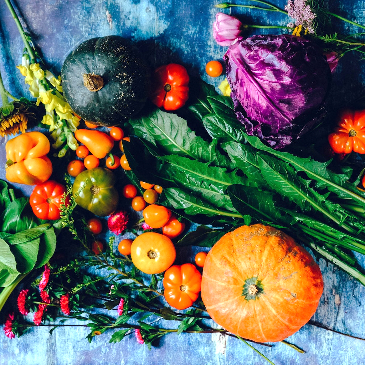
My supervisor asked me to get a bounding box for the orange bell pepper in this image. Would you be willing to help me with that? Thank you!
[74,129,114,159]
[5,131,53,185]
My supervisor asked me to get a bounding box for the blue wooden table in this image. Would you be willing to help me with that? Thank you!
[1,0,365,364]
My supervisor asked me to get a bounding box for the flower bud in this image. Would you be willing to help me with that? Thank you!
[213,13,243,47]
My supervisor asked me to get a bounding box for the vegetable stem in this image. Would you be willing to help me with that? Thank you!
[236,336,276,365]
[0,274,27,314]
[325,11,365,31]
[215,1,287,15]
[0,68,10,107]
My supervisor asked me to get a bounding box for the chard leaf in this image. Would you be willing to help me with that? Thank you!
[176,225,229,247]
[0,265,19,287]
[2,224,51,245]
[0,238,17,271]
[164,187,242,218]
[11,238,40,273]
[203,114,245,142]
[35,227,57,269]
[245,133,365,205]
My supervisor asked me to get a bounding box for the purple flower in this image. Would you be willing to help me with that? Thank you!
[141,222,152,230]
[213,13,243,46]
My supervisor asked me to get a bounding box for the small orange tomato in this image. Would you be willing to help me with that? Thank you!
[143,189,159,204]
[119,136,131,153]
[92,240,104,255]
[154,185,163,194]
[118,238,133,256]
[143,204,171,229]
[140,181,154,189]
[76,145,89,159]
[195,251,208,268]
[205,60,223,77]
[87,218,103,235]
[131,196,146,211]
[163,263,202,310]
[123,184,138,199]
[120,154,131,171]
[67,160,85,177]
[162,215,185,239]
[84,155,100,170]
[106,155,121,169]
[110,127,124,141]
[131,232,176,274]
[85,121,98,129]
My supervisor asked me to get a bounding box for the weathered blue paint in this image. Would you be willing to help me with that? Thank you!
[1,0,365,364]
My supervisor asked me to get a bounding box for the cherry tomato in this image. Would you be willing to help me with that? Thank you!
[140,181,154,189]
[106,155,121,169]
[120,154,131,171]
[131,232,176,274]
[92,241,104,255]
[162,215,185,239]
[163,263,202,310]
[143,189,159,204]
[195,251,208,268]
[154,185,163,194]
[67,160,86,177]
[143,204,171,229]
[84,155,100,170]
[205,60,223,77]
[87,218,103,235]
[76,145,89,159]
[119,136,130,153]
[85,121,98,129]
[29,180,69,220]
[118,238,133,256]
[110,127,124,141]
[123,184,138,199]
[131,196,146,211]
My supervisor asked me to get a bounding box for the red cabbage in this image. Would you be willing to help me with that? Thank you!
[224,34,331,149]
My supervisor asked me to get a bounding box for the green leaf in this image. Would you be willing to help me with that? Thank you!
[0,180,12,211]
[177,317,199,335]
[11,238,40,273]
[34,227,57,269]
[114,313,131,326]
[188,80,218,120]
[0,265,19,287]
[0,238,17,271]
[176,225,229,247]
[159,307,178,320]
[0,104,15,117]
[109,329,130,343]
[2,224,51,245]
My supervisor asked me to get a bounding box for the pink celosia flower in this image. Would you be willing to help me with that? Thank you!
[213,13,243,46]
[117,298,124,316]
[17,289,29,315]
[60,294,71,315]
[107,211,129,235]
[135,328,144,344]
[4,313,15,339]
[39,265,50,292]
[141,222,152,230]
[285,0,316,34]
[33,305,45,326]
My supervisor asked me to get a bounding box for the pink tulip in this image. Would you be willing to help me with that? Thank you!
[213,13,243,46]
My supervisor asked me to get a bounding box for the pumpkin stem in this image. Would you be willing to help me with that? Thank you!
[248,284,259,296]
[83,73,104,92]
[242,277,264,301]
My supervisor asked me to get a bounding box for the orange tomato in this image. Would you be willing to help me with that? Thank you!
[143,204,171,229]
[131,232,176,274]
[87,218,103,235]
[143,189,158,204]
[140,181,154,189]
[110,127,124,141]
[118,238,133,256]
[131,196,146,211]
[92,240,104,255]
[67,160,85,177]
[122,184,138,199]
[119,136,131,153]
[162,215,185,239]
[154,185,163,194]
[120,154,131,171]
[205,60,223,77]
[84,155,100,170]
[106,155,121,169]
[163,263,202,310]
[76,145,89,159]
[195,251,208,268]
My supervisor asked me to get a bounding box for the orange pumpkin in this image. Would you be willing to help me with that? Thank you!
[201,224,323,343]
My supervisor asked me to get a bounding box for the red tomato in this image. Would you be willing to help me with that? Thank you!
[162,215,185,239]
[122,184,138,199]
[76,145,89,159]
[195,251,207,268]
[106,155,121,169]
[205,60,223,77]
[150,64,189,111]
[163,263,202,310]
[110,127,124,141]
[30,180,69,220]
[87,218,103,234]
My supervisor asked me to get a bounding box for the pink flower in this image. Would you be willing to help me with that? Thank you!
[135,328,144,344]
[33,305,45,326]
[325,52,339,73]
[40,290,50,305]
[285,0,316,33]
[141,222,152,230]
[39,265,50,292]
[107,211,129,235]
[213,13,243,46]
[60,294,71,315]
[4,313,15,339]
[17,289,29,315]
[117,298,124,316]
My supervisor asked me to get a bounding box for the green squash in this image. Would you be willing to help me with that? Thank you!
[72,167,119,217]
[61,36,150,126]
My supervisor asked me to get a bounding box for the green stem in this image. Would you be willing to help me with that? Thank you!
[0,68,10,107]
[325,11,365,31]
[245,24,290,29]
[236,336,276,365]
[216,1,287,15]
[4,0,36,62]
[0,274,27,314]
